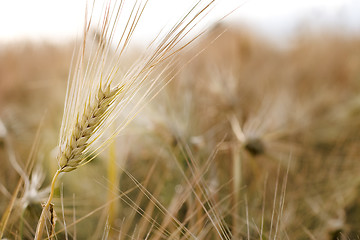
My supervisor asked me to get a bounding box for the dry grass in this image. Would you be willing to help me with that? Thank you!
[1,1,360,240]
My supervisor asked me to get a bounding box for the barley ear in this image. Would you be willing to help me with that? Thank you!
[58,84,121,173]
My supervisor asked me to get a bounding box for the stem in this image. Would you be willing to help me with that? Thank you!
[19,208,25,239]
[106,138,118,238]
[34,169,61,240]
[232,144,241,239]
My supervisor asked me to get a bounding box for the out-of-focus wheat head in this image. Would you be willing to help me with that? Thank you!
[35,0,222,239]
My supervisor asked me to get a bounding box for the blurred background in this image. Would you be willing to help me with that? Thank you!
[0,0,359,43]
[1,0,360,239]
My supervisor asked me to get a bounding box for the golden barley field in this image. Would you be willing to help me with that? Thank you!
[0,1,360,240]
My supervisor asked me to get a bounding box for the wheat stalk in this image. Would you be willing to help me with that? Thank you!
[34,0,223,239]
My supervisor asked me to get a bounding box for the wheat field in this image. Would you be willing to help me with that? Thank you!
[0,1,360,239]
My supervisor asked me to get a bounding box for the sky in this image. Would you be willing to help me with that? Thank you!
[0,0,359,44]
